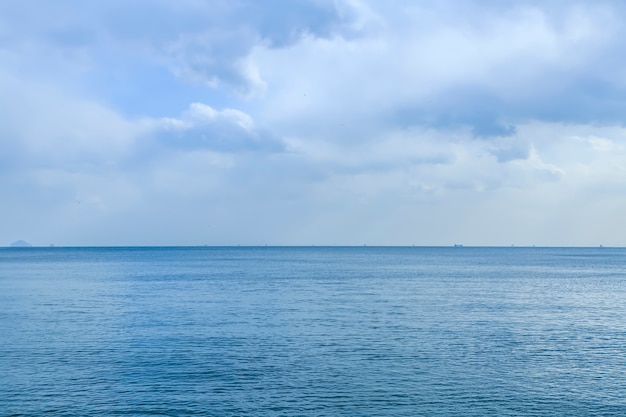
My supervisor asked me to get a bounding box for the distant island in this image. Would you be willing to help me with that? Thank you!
[10,240,32,247]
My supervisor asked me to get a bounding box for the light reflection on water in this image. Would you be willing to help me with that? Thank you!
[1,247,626,416]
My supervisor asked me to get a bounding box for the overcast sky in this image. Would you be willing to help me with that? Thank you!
[3,0,626,246]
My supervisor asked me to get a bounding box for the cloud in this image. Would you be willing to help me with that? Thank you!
[0,0,361,100]
[0,71,137,172]
[4,1,626,245]
[255,1,626,138]
[148,103,284,153]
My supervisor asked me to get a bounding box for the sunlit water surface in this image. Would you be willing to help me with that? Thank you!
[1,246,626,416]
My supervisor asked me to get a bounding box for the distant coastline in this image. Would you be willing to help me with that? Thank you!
[9,240,32,248]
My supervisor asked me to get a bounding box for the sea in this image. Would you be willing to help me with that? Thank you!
[1,246,625,416]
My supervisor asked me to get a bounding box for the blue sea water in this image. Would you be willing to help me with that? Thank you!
[1,246,626,416]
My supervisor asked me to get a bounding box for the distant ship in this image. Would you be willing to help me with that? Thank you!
[453,244,463,247]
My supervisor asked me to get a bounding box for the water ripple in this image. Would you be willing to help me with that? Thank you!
[1,247,626,416]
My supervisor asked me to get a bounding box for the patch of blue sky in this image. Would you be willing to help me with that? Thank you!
[83,59,240,119]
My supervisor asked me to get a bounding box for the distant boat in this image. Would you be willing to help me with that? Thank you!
[454,244,463,247]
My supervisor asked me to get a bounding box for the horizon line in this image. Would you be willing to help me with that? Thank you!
[2,244,620,249]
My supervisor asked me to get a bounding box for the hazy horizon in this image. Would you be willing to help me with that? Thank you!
[3,242,618,249]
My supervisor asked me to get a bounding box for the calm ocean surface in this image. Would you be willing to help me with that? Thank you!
[1,246,626,416]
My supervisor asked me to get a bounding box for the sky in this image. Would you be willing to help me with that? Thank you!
[2,0,626,246]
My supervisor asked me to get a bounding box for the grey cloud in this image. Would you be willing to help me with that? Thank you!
[489,144,531,163]
[347,1,626,139]
[389,74,626,141]
[392,97,518,139]
[390,100,519,138]
[240,0,351,47]
[105,0,358,93]
[104,0,350,46]
[0,0,359,95]
[491,148,529,163]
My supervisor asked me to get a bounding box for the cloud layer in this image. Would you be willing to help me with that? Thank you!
[2,0,626,246]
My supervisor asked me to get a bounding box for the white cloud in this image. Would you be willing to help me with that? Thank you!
[4,1,626,245]
[251,1,624,142]
[145,102,284,153]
